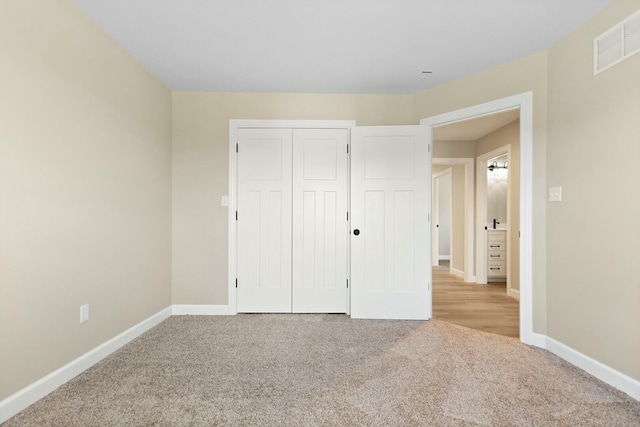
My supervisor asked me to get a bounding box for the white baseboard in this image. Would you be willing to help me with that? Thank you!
[438,255,451,261]
[543,336,640,402]
[507,288,520,300]
[529,332,548,348]
[172,305,230,315]
[0,306,172,424]
[450,268,465,278]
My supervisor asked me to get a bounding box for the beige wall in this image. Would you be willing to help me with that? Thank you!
[412,52,548,333]
[0,0,172,400]
[477,120,520,291]
[171,93,413,304]
[433,140,477,158]
[546,0,640,380]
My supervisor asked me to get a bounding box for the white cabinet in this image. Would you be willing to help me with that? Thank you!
[487,230,506,281]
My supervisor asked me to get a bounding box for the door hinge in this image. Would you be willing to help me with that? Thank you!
[428,144,431,153]
[428,213,430,222]
[235,278,238,288]
[236,211,238,220]
[347,211,349,221]
[347,144,349,154]
[236,143,238,153]
[346,279,349,288]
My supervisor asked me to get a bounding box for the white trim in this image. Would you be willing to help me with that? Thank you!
[544,336,640,402]
[0,307,172,424]
[507,288,520,300]
[172,305,231,315]
[229,120,357,315]
[421,91,534,345]
[438,255,451,261]
[433,158,475,283]
[450,267,465,279]
[432,168,452,179]
[530,332,548,348]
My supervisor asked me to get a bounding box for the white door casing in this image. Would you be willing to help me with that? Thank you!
[421,91,534,345]
[350,126,431,320]
[237,128,293,312]
[292,129,348,313]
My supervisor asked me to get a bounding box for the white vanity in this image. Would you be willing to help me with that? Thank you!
[487,229,507,282]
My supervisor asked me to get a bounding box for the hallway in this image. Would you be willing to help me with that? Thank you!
[432,263,519,338]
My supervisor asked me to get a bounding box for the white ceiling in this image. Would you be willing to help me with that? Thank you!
[70,0,611,94]
[433,109,520,141]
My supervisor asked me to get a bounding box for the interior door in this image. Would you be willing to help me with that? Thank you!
[350,126,431,319]
[292,129,348,312]
[237,128,292,312]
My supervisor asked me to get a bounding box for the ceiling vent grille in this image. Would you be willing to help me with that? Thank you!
[594,9,640,75]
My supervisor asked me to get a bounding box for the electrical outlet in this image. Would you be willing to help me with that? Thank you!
[80,304,89,323]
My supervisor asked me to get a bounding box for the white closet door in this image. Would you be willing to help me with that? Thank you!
[292,129,348,313]
[350,126,431,320]
[237,128,292,312]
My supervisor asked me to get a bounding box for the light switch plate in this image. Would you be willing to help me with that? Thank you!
[221,195,229,206]
[80,304,89,323]
[549,186,562,202]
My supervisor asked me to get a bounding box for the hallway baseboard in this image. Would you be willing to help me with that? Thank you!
[450,267,464,278]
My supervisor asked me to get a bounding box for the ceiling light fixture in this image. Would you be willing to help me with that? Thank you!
[487,160,508,171]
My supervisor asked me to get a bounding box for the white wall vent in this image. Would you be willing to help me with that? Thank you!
[594,9,640,75]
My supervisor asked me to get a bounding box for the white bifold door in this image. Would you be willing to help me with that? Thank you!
[237,128,348,313]
[237,129,293,312]
[236,125,430,319]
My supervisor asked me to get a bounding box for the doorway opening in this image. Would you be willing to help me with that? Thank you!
[421,92,533,344]
[432,168,452,273]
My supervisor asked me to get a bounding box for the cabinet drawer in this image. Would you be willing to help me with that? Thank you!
[487,230,506,242]
[488,251,505,261]
[488,241,505,251]
[488,261,506,277]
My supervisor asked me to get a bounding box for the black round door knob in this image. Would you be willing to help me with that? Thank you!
[353,229,360,236]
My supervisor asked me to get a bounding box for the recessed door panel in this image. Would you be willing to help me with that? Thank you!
[293,129,348,313]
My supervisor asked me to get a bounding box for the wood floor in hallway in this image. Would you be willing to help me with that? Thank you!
[432,263,519,339]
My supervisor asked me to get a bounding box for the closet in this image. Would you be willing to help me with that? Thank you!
[232,121,431,320]
[236,127,348,313]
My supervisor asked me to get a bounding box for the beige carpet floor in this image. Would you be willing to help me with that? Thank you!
[4,315,639,426]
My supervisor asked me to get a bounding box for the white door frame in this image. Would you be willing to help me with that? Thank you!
[431,168,452,269]
[228,120,356,315]
[420,92,534,345]
[433,158,475,282]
